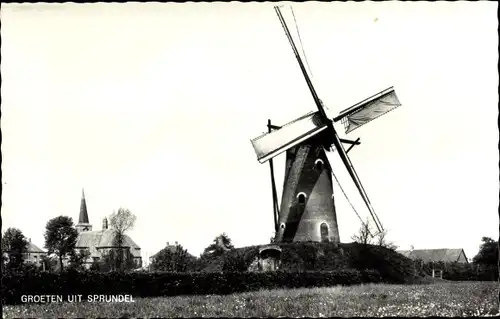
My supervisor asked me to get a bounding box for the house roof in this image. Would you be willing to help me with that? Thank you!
[75,229,141,258]
[4,241,46,254]
[150,244,179,259]
[27,242,46,253]
[397,248,467,263]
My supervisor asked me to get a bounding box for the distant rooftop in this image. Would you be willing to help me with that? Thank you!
[397,248,468,263]
[27,241,46,253]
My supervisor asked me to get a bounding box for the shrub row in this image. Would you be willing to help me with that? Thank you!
[1,268,383,305]
[419,261,498,281]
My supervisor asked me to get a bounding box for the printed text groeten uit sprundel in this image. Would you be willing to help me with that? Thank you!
[21,295,135,303]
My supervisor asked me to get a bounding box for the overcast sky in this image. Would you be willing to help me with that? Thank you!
[2,2,498,262]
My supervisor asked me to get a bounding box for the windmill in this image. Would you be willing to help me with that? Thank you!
[251,6,402,244]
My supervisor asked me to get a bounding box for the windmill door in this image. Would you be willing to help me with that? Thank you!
[320,223,329,242]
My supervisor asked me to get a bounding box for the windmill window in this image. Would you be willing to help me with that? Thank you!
[280,223,285,230]
[315,159,324,171]
[296,192,307,204]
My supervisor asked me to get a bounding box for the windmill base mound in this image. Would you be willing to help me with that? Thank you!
[204,242,426,284]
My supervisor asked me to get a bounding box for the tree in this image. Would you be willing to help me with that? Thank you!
[202,233,234,257]
[1,228,29,270]
[44,216,79,273]
[109,208,137,272]
[222,249,249,272]
[40,254,59,272]
[90,259,101,272]
[473,237,498,266]
[374,229,398,250]
[97,248,138,272]
[68,249,91,271]
[351,219,373,245]
[150,243,196,272]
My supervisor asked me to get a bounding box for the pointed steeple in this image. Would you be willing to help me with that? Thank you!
[79,189,89,224]
[76,189,92,233]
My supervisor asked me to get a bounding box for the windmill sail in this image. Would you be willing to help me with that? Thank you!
[274,6,329,121]
[330,129,384,233]
[334,87,401,134]
[251,111,328,163]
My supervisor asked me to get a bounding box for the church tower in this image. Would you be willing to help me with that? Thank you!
[76,189,92,233]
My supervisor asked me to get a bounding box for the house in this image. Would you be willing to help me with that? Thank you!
[397,248,468,263]
[149,241,179,264]
[24,239,48,267]
[73,190,142,268]
[398,248,468,278]
[2,239,47,268]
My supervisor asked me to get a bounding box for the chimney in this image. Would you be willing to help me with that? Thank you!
[102,217,108,230]
[167,242,169,246]
[175,241,178,245]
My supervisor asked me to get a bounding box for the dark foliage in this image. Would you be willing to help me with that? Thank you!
[202,233,234,258]
[44,216,79,272]
[473,237,498,266]
[417,260,498,281]
[1,268,383,305]
[1,228,29,270]
[40,255,60,272]
[96,248,139,272]
[150,244,197,272]
[205,242,415,283]
[222,247,259,272]
[68,249,91,272]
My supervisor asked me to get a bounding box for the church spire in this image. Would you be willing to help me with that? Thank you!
[79,189,89,224]
[76,189,92,233]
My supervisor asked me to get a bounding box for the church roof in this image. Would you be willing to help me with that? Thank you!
[76,229,141,258]
[397,248,467,263]
[78,189,90,224]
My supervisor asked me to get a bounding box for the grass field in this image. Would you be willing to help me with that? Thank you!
[3,281,498,318]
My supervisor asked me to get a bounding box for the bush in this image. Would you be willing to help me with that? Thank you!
[203,242,414,282]
[222,247,258,272]
[422,261,498,281]
[1,268,383,305]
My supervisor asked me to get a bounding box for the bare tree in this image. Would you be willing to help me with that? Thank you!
[375,229,398,250]
[351,219,373,245]
[109,208,137,272]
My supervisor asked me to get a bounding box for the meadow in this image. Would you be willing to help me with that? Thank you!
[3,281,498,318]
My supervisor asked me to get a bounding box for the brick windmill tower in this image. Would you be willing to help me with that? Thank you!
[251,6,402,245]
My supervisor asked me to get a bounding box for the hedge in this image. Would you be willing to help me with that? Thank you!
[418,261,498,281]
[204,242,418,281]
[1,268,383,305]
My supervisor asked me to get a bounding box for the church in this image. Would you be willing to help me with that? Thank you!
[74,190,142,268]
